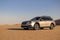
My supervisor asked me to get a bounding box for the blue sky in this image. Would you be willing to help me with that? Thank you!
[0,0,60,24]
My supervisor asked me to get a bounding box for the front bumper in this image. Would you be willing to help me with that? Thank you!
[21,21,35,29]
[21,24,33,28]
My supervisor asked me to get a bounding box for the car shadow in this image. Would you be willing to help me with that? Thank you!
[8,28,23,30]
[7,28,35,30]
[7,28,50,30]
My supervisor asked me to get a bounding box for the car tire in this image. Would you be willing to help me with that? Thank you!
[49,24,54,30]
[34,24,40,30]
[40,27,44,29]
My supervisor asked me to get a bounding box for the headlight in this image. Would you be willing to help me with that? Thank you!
[26,21,31,24]
[22,22,27,24]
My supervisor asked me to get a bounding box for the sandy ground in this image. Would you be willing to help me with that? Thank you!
[0,25,60,40]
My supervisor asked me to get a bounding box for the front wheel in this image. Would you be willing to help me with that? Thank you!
[34,24,40,30]
[49,24,54,30]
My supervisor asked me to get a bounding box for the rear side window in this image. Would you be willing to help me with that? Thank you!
[42,17,53,21]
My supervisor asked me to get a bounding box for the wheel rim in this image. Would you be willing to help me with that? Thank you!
[34,24,40,30]
[50,24,53,29]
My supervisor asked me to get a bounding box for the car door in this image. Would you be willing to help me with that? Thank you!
[39,18,47,27]
[41,17,51,27]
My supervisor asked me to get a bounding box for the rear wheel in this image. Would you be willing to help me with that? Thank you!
[34,24,40,30]
[49,24,54,30]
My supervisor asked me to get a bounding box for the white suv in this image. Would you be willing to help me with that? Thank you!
[21,16,56,30]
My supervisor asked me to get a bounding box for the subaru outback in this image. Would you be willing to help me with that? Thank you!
[21,16,56,30]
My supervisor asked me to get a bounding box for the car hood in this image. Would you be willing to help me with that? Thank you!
[22,20,31,22]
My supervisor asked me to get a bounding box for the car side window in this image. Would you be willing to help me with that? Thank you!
[41,17,52,21]
[41,17,48,21]
[36,17,40,20]
[31,17,41,21]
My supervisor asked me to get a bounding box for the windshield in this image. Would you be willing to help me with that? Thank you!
[31,17,41,21]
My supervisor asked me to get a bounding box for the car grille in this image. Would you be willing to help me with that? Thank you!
[22,22,27,24]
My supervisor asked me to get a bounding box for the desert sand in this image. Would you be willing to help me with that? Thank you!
[0,25,60,40]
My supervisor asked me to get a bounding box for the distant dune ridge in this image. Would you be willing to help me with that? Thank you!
[0,24,21,28]
[55,19,60,25]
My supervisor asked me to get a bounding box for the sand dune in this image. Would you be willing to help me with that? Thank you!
[0,25,60,40]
